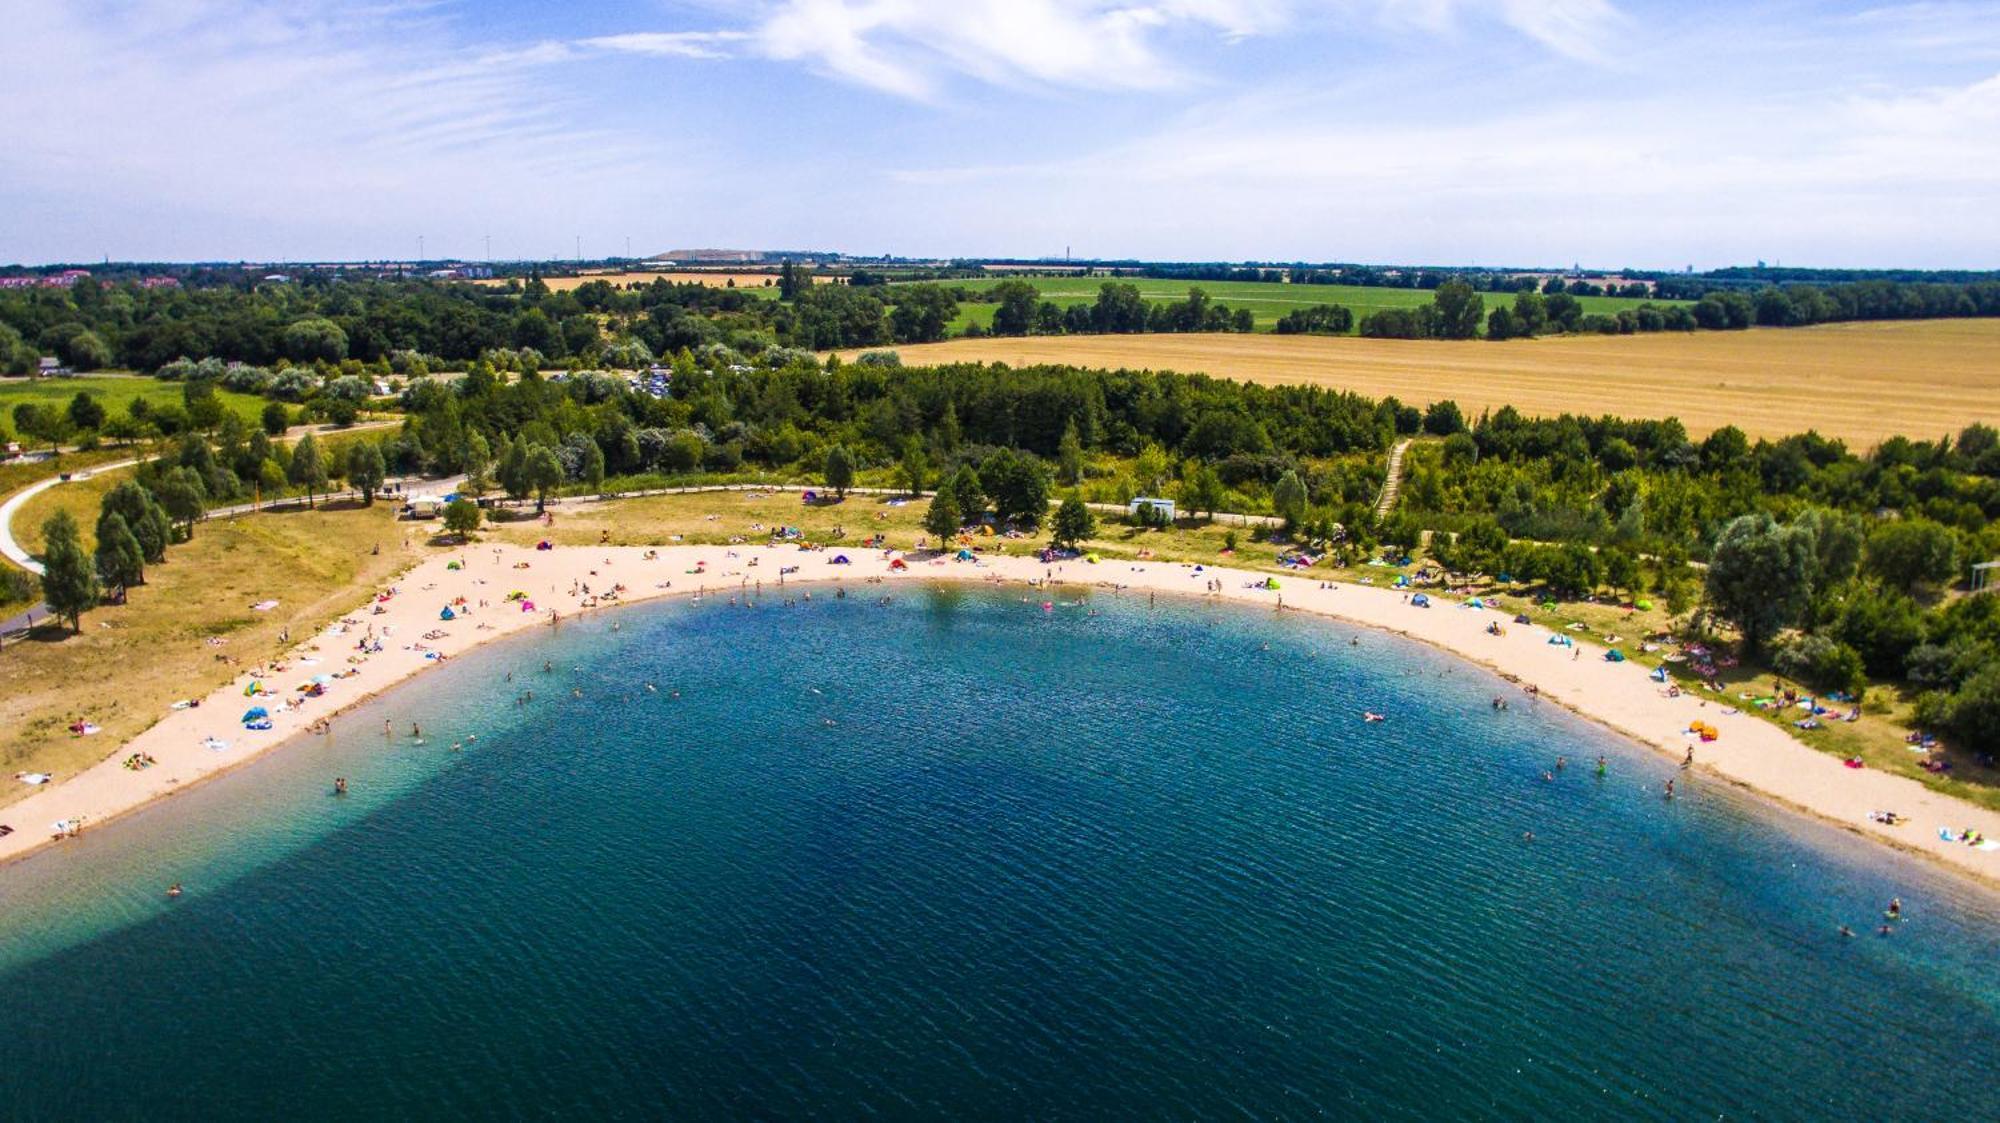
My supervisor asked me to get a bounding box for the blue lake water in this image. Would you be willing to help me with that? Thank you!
[2,586,1998,1119]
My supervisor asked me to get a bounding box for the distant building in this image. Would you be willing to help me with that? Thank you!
[0,270,89,289]
[1129,497,1176,521]
[138,276,180,289]
[37,356,72,378]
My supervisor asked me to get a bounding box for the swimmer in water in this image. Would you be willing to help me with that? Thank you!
[1541,771,1554,782]
[1556,755,1567,771]
[1595,755,1607,777]
[1887,897,1902,919]
[1522,831,1535,842]
[411,723,421,739]
[1839,924,1854,938]
[167,883,183,899]
[1664,778,1675,799]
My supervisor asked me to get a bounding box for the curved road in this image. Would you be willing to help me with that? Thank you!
[1,420,401,576]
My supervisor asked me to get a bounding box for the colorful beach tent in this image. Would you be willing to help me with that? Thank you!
[241,706,269,723]
[440,606,456,620]
[831,554,851,564]
[1410,593,1431,607]
[1605,649,1627,662]
[956,548,976,560]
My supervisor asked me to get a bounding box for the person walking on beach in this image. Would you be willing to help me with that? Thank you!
[1683,746,1694,769]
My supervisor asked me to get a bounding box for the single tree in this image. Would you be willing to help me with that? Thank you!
[156,466,207,539]
[1704,513,1817,653]
[1272,470,1309,530]
[579,439,606,494]
[924,491,962,545]
[261,400,290,437]
[443,498,482,542]
[824,444,855,498]
[525,444,564,512]
[287,432,327,507]
[346,442,387,505]
[1057,420,1085,485]
[990,280,1041,336]
[899,438,929,496]
[66,391,106,433]
[1864,517,1960,594]
[1428,280,1485,340]
[1051,493,1097,549]
[980,448,1050,527]
[95,511,146,589]
[39,510,100,632]
[945,465,985,521]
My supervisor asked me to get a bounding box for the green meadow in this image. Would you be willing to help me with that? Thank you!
[904,275,1683,333]
[0,373,271,439]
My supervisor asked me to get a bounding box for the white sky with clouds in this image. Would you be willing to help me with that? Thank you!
[2,0,1997,268]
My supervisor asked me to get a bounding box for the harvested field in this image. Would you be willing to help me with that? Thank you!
[843,319,2000,446]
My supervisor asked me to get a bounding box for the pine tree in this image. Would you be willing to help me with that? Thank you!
[39,510,101,632]
[288,432,327,507]
[1052,493,1096,549]
[1057,420,1084,485]
[823,444,855,498]
[94,511,145,588]
[924,491,961,544]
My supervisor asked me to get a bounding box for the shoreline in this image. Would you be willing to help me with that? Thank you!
[6,541,2000,893]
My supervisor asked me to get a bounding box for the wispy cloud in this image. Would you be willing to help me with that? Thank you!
[566,0,1617,102]
[0,0,688,261]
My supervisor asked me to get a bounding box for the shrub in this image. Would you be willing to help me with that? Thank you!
[1774,634,1867,695]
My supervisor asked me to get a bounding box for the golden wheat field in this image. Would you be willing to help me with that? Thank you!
[850,320,2000,446]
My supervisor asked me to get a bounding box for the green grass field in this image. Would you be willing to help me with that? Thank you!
[0,374,270,439]
[906,276,1682,334]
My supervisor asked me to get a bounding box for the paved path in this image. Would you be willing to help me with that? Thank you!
[1,420,398,575]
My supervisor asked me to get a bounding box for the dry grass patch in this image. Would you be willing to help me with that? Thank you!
[846,320,2000,446]
[0,504,411,807]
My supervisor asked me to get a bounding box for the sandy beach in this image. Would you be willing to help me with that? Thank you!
[6,540,1999,888]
